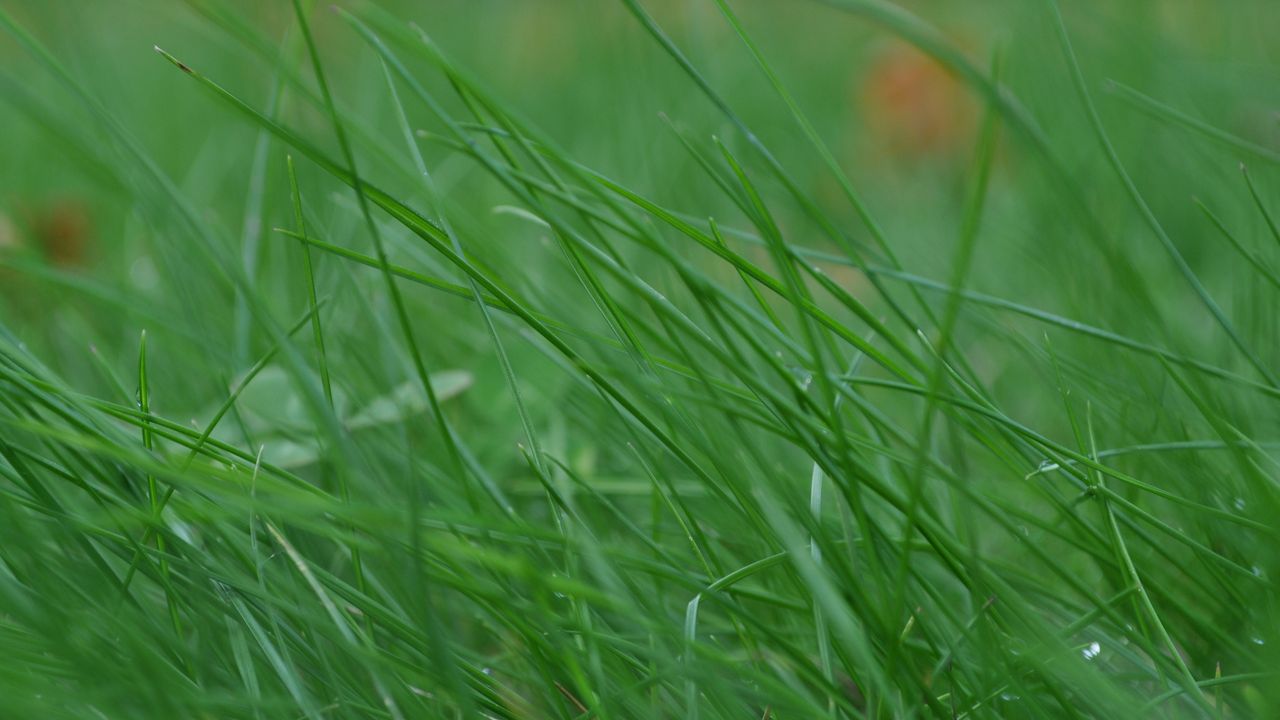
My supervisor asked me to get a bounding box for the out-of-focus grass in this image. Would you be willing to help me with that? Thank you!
[1,0,1279,717]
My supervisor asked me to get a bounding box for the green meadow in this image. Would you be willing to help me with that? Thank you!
[0,0,1277,717]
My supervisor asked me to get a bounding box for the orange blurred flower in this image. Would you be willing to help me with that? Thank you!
[30,198,91,267]
[859,41,976,162]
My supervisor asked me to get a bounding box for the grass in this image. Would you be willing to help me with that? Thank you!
[1,0,1279,717]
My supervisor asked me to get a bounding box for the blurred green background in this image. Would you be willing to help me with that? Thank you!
[4,0,1280,420]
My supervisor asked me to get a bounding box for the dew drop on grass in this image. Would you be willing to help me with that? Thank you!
[1081,641,1101,660]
